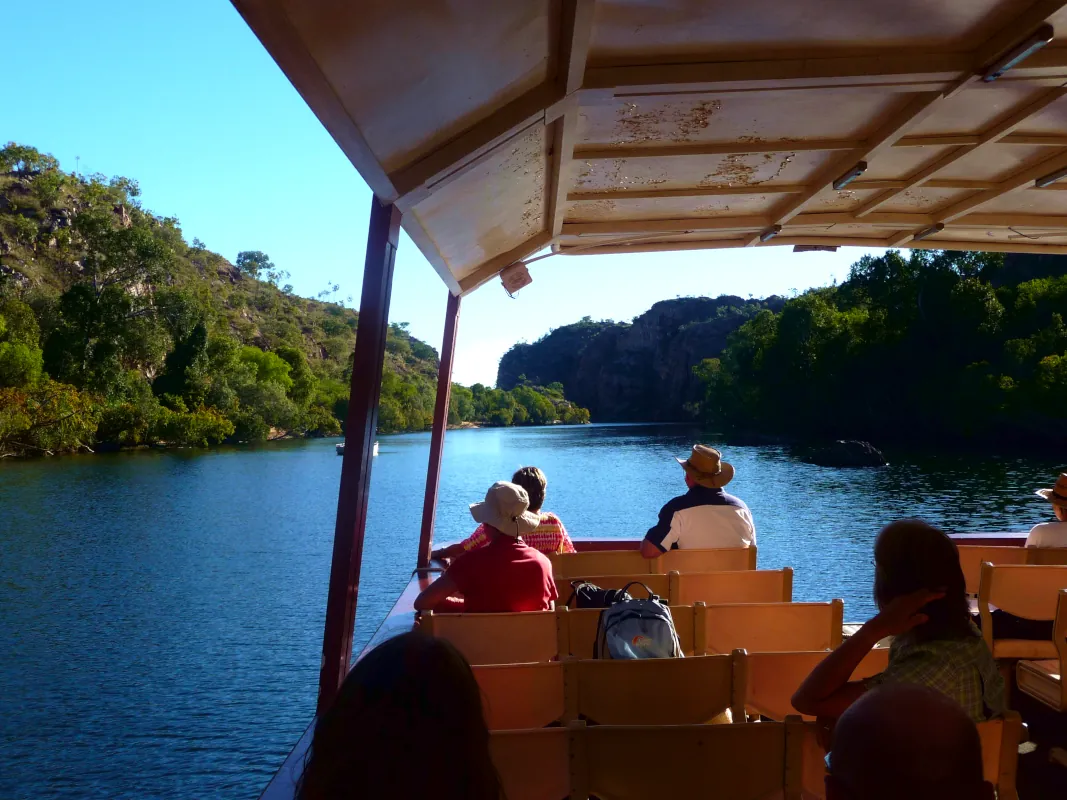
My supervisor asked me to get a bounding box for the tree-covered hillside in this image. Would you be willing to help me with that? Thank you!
[695,249,1067,450]
[0,143,588,456]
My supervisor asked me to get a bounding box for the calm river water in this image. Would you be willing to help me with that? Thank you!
[0,424,1060,798]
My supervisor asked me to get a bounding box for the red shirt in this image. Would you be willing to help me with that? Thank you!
[443,534,558,613]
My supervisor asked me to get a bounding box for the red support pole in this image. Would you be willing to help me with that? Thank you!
[317,198,401,715]
[417,291,462,568]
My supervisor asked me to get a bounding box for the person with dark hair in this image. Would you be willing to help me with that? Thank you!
[416,481,558,612]
[431,466,575,560]
[297,632,500,800]
[793,520,1004,722]
[825,683,994,800]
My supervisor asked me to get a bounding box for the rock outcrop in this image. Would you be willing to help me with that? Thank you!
[800,440,887,467]
[497,295,784,421]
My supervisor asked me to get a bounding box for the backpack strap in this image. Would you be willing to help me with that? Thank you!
[618,581,660,602]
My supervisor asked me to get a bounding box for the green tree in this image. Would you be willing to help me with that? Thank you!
[0,142,59,174]
[236,250,273,279]
[238,346,293,390]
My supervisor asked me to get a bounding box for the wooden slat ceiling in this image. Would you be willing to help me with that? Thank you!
[232,0,1067,295]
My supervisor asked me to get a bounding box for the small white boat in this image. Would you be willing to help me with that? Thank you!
[336,442,379,456]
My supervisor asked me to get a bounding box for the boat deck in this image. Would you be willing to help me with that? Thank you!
[261,534,1067,798]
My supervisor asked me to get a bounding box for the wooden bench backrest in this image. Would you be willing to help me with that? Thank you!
[798,711,1022,799]
[978,712,1024,797]
[489,727,570,800]
[657,546,757,573]
[1027,546,1067,565]
[550,550,649,579]
[571,652,744,726]
[1016,589,1067,712]
[979,562,1067,621]
[422,610,561,665]
[746,648,887,725]
[474,662,565,730]
[978,562,1067,660]
[671,568,793,606]
[697,600,844,655]
[560,605,696,659]
[562,572,670,600]
[745,649,890,721]
[574,718,806,799]
[957,546,1028,594]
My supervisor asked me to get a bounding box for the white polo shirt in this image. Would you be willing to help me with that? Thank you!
[643,485,756,551]
[1025,519,1067,548]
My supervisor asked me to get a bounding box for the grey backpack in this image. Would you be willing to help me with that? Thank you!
[593,582,683,659]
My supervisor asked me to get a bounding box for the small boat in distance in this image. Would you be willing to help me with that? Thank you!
[336,442,379,457]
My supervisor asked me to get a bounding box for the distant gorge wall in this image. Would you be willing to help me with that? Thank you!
[496,295,784,422]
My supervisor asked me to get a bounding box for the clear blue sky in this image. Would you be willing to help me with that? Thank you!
[5,1,885,386]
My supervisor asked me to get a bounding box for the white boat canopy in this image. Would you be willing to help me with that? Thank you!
[233,0,1067,294]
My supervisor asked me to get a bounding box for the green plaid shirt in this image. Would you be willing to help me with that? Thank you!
[867,622,1005,722]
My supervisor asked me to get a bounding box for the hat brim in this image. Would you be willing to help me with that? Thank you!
[677,457,734,488]
[1035,488,1067,508]
[470,501,540,536]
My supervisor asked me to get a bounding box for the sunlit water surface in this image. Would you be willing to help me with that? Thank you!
[1,424,1059,797]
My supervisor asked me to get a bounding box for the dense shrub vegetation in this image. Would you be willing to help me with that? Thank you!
[0,143,588,456]
[695,249,1067,449]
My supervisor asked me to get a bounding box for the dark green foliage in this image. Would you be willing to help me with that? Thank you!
[0,142,590,455]
[696,249,1067,448]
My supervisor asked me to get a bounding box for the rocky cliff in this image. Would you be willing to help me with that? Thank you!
[497,295,784,421]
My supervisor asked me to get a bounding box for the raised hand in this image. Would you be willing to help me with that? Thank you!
[870,588,945,637]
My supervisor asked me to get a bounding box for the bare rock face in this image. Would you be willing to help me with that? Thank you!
[800,440,887,467]
[497,295,784,421]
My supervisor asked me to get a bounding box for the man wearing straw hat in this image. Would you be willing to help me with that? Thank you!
[414,481,558,613]
[639,445,756,559]
[1026,473,1067,547]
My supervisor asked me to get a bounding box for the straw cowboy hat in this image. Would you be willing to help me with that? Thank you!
[676,444,734,489]
[470,481,540,536]
[1035,473,1067,508]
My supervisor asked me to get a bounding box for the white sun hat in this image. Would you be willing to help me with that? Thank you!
[469,481,540,536]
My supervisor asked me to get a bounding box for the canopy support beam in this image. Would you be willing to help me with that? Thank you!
[417,291,462,568]
[855,86,1067,216]
[317,198,401,716]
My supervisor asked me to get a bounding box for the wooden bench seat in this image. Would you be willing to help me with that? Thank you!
[550,546,756,579]
[696,600,844,655]
[797,712,1023,800]
[1026,546,1067,566]
[550,549,649,579]
[474,662,565,729]
[1016,588,1067,712]
[957,545,1028,595]
[475,653,746,730]
[492,718,813,800]
[745,648,890,721]
[978,562,1067,660]
[670,568,792,606]
[568,652,744,726]
[489,727,570,800]
[657,546,757,573]
[559,572,670,601]
[559,605,696,659]
[561,568,791,606]
[420,609,563,664]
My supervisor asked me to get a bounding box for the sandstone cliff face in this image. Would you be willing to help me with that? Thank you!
[497,295,784,421]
